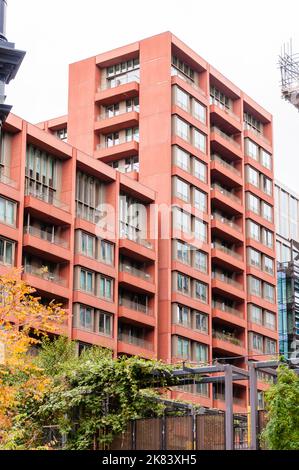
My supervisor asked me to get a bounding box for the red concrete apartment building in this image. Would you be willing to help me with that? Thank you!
[0,32,278,411]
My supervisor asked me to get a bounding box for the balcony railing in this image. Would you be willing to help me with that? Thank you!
[0,172,17,187]
[212,241,243,260]
[96,134,139,150]
[211,126,241,149]
[24,265,67,286]
[120,263,153,282]
[212,329,243,347]
[212,271,243,290]
[171,67,206,96]
[212,212,242,233]
[100,72,140,91]
[212,183,241,204]
[120,221,153,249]
[119,296,153,316]
[25,187,70,212]
[118,332,153,350]
[210,98,241,121]
[212,300,243,318]
[244,124,270,145]
[211,154,241,176]
[213,393,244,405]
[24,225,69,249]
[97,108,139,121]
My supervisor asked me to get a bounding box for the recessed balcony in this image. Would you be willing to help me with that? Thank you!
[119,263,155,294]
[23,225,71,262]
[95,110,139,134]
[95,77,139,106]
[24,188,71,224]
[211,212,243,243]
[212,271,245,301]
[210,126,242,160]
[23,265,69,299]
[211,183,243,215]
[211,154,242,186]
[210,100,242,134]
[211,241,244,271]
[212,329,245,355]
[95,138,139,162]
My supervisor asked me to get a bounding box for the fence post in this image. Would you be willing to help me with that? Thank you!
[192,412,196,450]
[249,362,258,450]
[161,415,166,450]
[131,420,136,450]
[224,364,234,450]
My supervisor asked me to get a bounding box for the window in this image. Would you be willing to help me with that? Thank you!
[76,171,105,224]
[56,128,67,142]
[244,112,262,134]
[194,343,208,363]
[248,248,261,269]
[105,103,119,118]
[195,312,208,333]
[105,132,119,147]
[125,127,139,142]
[176,87,189,111]
[194,250,207,273]
[79,305,92,330]
[248,276,262,297]
[247,220,260,241]
[193,158,207,182]
[172,56,195,81]
[265,338,276,354]
[177,337,190,359]
[249,304,262,325]
[247,193,259,214]
[80,231,94,258]
[175,116,189,141]
[126,97,139,113]
[247,166,259,187]
[262,176,272,195]
[210,85,231,111]
[193,129,206,153]
[176,240,189,264]
[106,58,139,78]
[175,177,189,201]
[80,269,93,293]
[98,311,112,336]
[262,202,272,222]
[0,196,16,226]
[262,228,273,248]
[174,146,189,171]
[193,188,207,212]
[177,273,189,295]
[263,283,275,303]
[246,139,258,160]
[99,240,113,265]
[251,333,263,352]
[193,100,206,123]
[261,149,272,169]
[176,305,190,327]
[100,275,113,300]
[264,311,276,330]
[264,256,274,275]
[0,237,14,266]
[194,281,208,303]
[173,207,190,233]
[194,218,207,242]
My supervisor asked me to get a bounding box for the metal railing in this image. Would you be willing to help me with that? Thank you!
[23,225,69,248]
[244,124,270,145]
[211,183,241,204]
[212,241,243,260]
[96,134,139,150]
[120,263,152,282]
[212,300,243,318]
[211,212,242,232]
[24,265,67,286]
[97,107,139,121]
[212,329,243,347]
[119,221,153,249]
[25,187,70,212]
[171,67,206,96]
[210,98,241,121]
[211,154,241,176]
[212,271,243,290]
[99,72,140,91]
[210,126,241,148]
[119,296,152,315]
[118,332,153,350]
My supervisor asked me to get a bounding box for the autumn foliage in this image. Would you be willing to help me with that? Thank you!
[0,268,66,446]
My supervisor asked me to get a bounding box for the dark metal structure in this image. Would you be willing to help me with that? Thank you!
[0,0,25,124]
[279,40,299,111]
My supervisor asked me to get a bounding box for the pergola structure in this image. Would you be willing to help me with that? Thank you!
[165,360,299,450]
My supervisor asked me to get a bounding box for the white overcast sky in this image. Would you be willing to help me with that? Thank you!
[5,0,299,191]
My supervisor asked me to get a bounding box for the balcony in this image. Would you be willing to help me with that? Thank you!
[212,300,245,329]
[119,263,155,295]
[211,183,243,215]
[24,188,71,224]
[210,126,242,160]
[23,265,69,299]
[95,136,139,162]
[171,67,206,97]
[23,226,71,262]
[211,154,242,186]
[211,212,243,243]
[211,241,244,271]
[118,332,153,350]
[210,100,242,134]
[212,329,245,355]
[95,110,139,134]
[119,222,155,262]
[119,296,153,316]
[95,74,139,106]
[243,125,271,150]
[212,271,245,301]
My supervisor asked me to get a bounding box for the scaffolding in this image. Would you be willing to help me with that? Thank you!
[279,40,299,111]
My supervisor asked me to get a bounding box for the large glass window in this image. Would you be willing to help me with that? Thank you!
[247,166,259,187]
[176,240,190,264]
[194,281,208,303]
[177,336,190,359]
[263,282,275,303]
[195,312,208,333]
[246,139,259,160]
[247,193,260,214]
[0,196,16,226]
[248,247,261,269]
[99,240,114,265]
[177,273,190,294]
[194,342,208,363]
[194,188,207,212]
[100,275,113,300]
[251,333,263,352]
[175,177,189,201]
[194,250,207,273]
[249,304,262,324]
[176,87,189,111]
[194,218,207,242]
[265,338,276,354]
[175,117,189,141]
[261,149,272,169]
[248,276,262,297]
[247,220,260,241]
[80,231,94,258]
[193,158,207,182]
[264,311,276,330]
[193,100,206,123]
[262,201,273,222]
[176,305,190,327]
[79,305,92,330]
[0,237,14,266]
[174,146,189,172]
[98,311,112,336]
[193,129,206,153]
